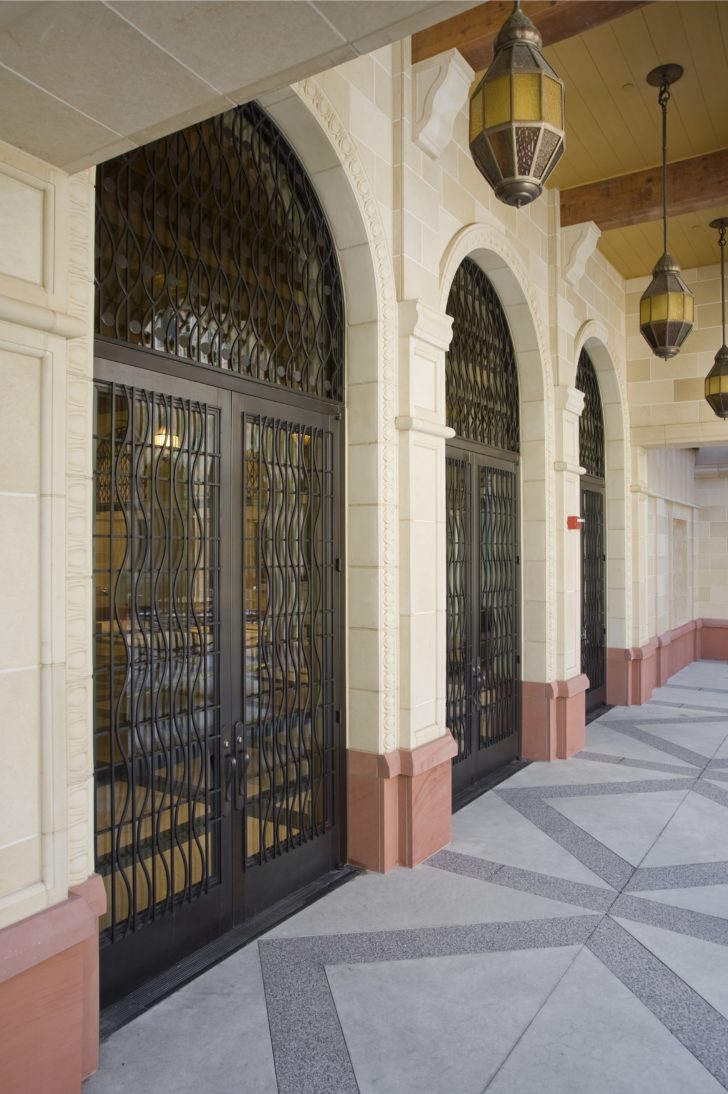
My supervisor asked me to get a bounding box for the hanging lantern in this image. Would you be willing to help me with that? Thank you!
[639,64,693,359]
[468,0,565,208]
[705,217,728,420]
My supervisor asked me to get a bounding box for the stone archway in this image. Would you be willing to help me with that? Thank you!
[439,224,560,760]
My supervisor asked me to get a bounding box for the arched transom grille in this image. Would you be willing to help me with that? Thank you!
[445,257,519,452]
[576,348,605,478]
[95,101,344,401]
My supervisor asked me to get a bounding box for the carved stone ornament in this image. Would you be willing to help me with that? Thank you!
[562,221,601,289]
[413,49,475,160]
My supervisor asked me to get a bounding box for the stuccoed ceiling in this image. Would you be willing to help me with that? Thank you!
[0,0,477,173]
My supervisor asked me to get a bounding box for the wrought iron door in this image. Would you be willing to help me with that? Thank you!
[581,486,606,710]
[92,96,346,1003]
[93,361,342,1004]
[576,349,606,713]
[231,397,340,917]
[446,258,521,797]
[447,448,520,795]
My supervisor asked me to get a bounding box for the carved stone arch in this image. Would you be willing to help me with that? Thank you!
[439,223,556,685]
[575,319,631,672]
[260,79,400,753]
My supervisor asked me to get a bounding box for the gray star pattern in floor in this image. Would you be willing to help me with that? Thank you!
[85,661,728,1094]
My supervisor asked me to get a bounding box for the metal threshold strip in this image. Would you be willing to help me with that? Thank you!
[100,865,360,1040]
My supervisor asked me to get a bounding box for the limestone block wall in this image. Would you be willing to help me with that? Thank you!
[0,141,94,930]
[296,40,632,764]
[644,449,697,638]
[626,265,728,448]
[696,468,728,622]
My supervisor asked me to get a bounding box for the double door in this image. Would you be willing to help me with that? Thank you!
[446,443,520,798]
[93,353,343,1003]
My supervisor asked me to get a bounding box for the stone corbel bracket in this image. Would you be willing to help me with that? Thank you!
[413,49,474,161]
[562,221,601,289]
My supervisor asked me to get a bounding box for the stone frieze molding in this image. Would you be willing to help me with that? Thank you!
[412,49,475,160]
[438,222,558,681]
[65,169,95,886]
[294,77,400,753]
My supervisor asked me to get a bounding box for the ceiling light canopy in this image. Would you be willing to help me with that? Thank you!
[705,217,728,420]
[639,64,694,360]
[468,0,565,208]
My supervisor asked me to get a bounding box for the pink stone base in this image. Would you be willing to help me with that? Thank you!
[347,733,458,872]
[606,638,658,705]
[607,618,728,705]
[0,875,106,1093]
[700,618,728,660]
[521,674,589,762]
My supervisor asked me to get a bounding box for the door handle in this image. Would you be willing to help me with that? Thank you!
[234,721,250,811]
[222,735,236,817]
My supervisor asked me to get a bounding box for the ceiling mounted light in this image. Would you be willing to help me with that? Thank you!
[704,217,728,420]
[639,64,693,359]
[468,0,565,208]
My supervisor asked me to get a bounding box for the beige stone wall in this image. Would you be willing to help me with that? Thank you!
[696,468,728,622]
[626,266,728,448]
[638,449,697,640]
[0,141,94,930]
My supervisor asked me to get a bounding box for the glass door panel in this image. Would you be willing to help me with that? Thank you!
[239,413,336,873]
[93,380,224,952]
[447,445,520,796]
[581,485,606,712]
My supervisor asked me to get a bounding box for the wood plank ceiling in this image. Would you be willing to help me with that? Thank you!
[415,1,728,279]
[542,1,728,278]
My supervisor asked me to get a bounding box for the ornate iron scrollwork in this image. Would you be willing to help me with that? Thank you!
[445,256,520,452]
[95,102,344,402]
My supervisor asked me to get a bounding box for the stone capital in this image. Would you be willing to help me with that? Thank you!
[398,298,454,352]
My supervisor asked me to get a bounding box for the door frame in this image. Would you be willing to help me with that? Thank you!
[446,434,521,798]
[581,473,607,714]
[93,343,346,1003]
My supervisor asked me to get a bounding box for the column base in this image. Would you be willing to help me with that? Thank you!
[521,674,589,762]
[347,733,458,872]
[0,874,106,1094]
[606,639,658,705]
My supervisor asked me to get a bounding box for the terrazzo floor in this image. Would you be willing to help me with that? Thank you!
[86,660,728,1093]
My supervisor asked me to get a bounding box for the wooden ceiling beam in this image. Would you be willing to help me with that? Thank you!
[411,1,650,72]
[560,149,728,231]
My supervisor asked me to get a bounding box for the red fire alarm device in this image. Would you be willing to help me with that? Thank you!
[567,515,585,530]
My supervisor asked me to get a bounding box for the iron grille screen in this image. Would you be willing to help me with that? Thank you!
[478,465,518,746]
[581,487,606,695]
[95,102,344,401]
[93,382,222,942]
[576,349,604,478]
[242,416,336,865]
[445,257,520,451]
[446,456,472,764]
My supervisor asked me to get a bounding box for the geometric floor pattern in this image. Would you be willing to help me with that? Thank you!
[85,661,728,1093]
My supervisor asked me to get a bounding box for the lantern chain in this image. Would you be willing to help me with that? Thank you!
[720,223,727,348]
[659,78,671,256]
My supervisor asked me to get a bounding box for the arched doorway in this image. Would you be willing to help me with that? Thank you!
[445,257,520,798]
[92,102,345,1003]
[576,348,606,714]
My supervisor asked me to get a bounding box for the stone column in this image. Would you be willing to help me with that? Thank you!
[523,384,588,759]
[606,445,657,704]
[346,299,457,872]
